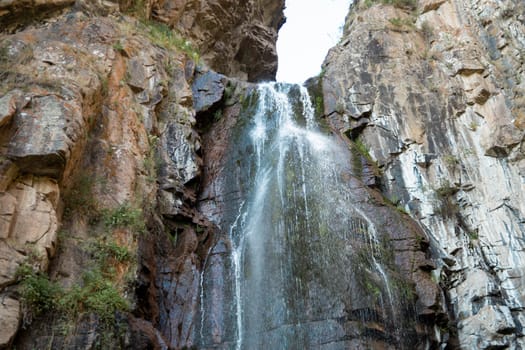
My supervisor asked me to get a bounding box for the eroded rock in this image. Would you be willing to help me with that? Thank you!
[322,0,525,347]
[0,296,20,349]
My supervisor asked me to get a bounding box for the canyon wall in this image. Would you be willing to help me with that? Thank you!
[2,0,525,348]
[321,0,525,348]
[0,0,283,348]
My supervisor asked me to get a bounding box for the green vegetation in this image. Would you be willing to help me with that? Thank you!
[443,154,460,168]
[388,17,415,29]
[383,194,409,214]
[435,180,457,199]
[62,173,100,220]
[390,274,415,301]
[467,230,479,240]
[126,0,148,20]
[17,265,62,317]
[350,138,382,179]
[434,180,459,218]
[144,134,160,183]
[87,239,132,264]
[315,96,324,116]
[140,20,199,61]
[17,235,132,325]
[468,121,479,131]
[102,202,146,234]
[112,41,124,52]
[363,0,417,10]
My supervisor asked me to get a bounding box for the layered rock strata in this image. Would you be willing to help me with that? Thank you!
[321,0,525,348]
[0,0,285,82]
[0,0,286,346]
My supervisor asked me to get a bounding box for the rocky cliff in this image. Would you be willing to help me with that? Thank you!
[321,0,525,348]
[0,0,283,348]
[1,0,524,349]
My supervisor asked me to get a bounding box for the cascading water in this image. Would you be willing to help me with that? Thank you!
[197,83,418,349]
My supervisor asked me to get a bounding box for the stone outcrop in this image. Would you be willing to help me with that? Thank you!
[1,0,285,82]
[321,0,525,347]
[0,0,284,346]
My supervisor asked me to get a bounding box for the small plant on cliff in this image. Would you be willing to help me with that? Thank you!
[468,121,479,131]
[388,17,415,29]
[102,202,146,234]
[420,21,434,42]
[443,154,460,168]
[144,134,160,183]
[434,180,460,218]
[141,20,199,62]
[112,41,124,52]
[382,0,417,10]
[62,173,100,221]
[60,267,129,323]
[16,264,62,319]
[87,239,132,264]
[126,0,148,19]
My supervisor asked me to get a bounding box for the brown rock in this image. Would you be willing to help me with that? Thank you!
[0,241,25,287]
[0,192,16,240]
[7,95,83,178]
[419,0,446,13]
[0,296,20,349]
[7,176,59,262]
[152,0,285,81]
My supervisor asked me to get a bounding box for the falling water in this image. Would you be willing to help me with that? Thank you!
[198,83,412,349]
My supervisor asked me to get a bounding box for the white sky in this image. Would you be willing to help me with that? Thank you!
[276,0,353,84]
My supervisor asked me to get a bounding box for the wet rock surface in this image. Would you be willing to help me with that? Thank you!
[322,0,525,347]
[3,0,525,349]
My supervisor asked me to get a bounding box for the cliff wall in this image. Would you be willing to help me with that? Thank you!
[321,0,525,347]
[0,1,283,348]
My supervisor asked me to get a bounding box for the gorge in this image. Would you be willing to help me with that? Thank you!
[0,0,525,349]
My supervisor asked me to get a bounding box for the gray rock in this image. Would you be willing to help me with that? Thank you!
[192,70,226,113]
[7,95,83,178]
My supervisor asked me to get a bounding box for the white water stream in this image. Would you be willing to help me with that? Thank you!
[208,83,398,348]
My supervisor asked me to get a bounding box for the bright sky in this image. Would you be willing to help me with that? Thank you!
[276,0,353,83]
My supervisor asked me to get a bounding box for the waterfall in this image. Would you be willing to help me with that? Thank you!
[198,83,414,349]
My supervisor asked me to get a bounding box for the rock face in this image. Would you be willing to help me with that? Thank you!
[151,0,285,81]
[322,0,525,347]
[0,0,285,346]
[1,0,285,82]
[2,0,524,349]
[194,82,447,349]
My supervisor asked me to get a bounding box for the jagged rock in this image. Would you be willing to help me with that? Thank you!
[127,57,150,92]
[0,296,20,349]
[163,121,201,186]
[234,23,280,82]
[322,0,525,347]
[7,94,84,178]
[459,305,516,349]
[419,0,446,13]
[151,0,285,81]
[5,176,59,265]
[192,70,226,113]
[0,0,74,28]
